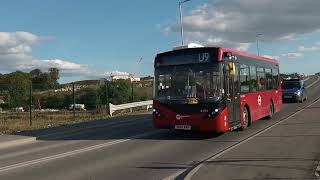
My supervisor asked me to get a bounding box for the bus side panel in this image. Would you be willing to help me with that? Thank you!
[240,90,282,122]
[274,87,283,113]
[240,93,259,122]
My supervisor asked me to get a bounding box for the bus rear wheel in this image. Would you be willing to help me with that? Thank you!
[240,107,249,131]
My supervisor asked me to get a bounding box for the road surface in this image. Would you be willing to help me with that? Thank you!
[0,76,319,180]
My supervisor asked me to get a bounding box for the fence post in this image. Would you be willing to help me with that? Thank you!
[131,81,134,102]
[72,82,75,119]
[29,81,32,126]
[106,81,109,116]
[131,81,134,112]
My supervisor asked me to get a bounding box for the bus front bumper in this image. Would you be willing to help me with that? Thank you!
[152,108,229,133]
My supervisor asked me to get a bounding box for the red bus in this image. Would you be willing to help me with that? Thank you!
[152,46,282,132]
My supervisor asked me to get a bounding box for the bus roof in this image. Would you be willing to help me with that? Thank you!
[156,46,278,64]
[219,47,278,64]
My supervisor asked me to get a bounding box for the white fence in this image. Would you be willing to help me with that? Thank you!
[109,100,153,116]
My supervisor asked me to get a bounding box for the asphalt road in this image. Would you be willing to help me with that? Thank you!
[0,76,319,180]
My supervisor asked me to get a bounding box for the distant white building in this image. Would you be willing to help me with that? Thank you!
[100,72,140,85]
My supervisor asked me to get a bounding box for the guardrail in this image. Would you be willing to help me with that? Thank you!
[109,100,153,116]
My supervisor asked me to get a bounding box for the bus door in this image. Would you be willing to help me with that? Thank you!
[225,60,241,128]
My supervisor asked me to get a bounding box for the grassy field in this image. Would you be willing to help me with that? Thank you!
[0,108,150,134]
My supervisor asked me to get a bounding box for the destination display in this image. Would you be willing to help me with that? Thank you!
[157,51,215,66]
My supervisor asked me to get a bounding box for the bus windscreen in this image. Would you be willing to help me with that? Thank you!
[155,63,222,102]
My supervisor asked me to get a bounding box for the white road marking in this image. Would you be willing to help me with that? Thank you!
[163,94,320,180]
[306,76,320,88]
[0,137,36,150]
[0,130,162,173]
[0,116,151,151]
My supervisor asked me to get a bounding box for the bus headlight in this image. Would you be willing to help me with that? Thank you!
[208,108,220,118]
[153,109,161,117]
[294,91,301,96]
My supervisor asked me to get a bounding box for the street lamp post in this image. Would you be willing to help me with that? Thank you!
[179,0,191,46]
[256,33,263,56]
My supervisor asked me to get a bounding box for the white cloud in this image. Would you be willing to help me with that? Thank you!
[0,32,37,55]
[0,32,115,79]
[298,42,320,52]
[163,0,320,51]
[278,42,320,60]
[263,55,280,60]
[281,52,303,59]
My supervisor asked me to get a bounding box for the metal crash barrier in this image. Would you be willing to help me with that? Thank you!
[109,100,153,116]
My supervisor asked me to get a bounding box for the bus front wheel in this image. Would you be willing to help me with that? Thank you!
[240,107,249,131]
[267,102,274,119]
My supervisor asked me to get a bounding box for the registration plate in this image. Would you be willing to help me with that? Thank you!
[284,95,292,98]
[175,125,191,130]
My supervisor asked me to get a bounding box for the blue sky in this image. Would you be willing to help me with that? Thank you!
[0,0,320,83]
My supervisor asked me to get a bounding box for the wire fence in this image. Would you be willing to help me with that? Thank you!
[0,79,153,133]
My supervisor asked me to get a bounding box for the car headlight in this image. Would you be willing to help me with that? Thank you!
[294,91,301,96]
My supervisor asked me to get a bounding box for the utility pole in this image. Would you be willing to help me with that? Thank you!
[256,33,263,56]
[179,0,191,46]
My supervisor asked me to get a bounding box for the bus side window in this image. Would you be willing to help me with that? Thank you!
[250,65,257,92]
[257,67,265,91]
[240,64,250,93]
[265,68,273,90]
[272,68,279,89]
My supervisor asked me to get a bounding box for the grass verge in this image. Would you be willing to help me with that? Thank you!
[0,108,151,134]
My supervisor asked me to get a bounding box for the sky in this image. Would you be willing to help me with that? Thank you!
[0,0,320,83]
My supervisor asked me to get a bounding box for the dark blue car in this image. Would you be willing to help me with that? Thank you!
[282,79,307,103]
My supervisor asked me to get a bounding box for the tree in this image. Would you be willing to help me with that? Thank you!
[100,79,131,105]
[49,68,59,81]
[5,71,31,108]
[30,69,42,78]
[77,87,100,110]
[0,68,61,108]
[30,68,60,90]
[48,68,59,88]
[41,93,65,109]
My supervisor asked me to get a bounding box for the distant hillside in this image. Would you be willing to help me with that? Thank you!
[60,78,154,88]
[61,80,100,87]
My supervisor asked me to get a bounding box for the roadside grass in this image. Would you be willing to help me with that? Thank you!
[0,108,151,134]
